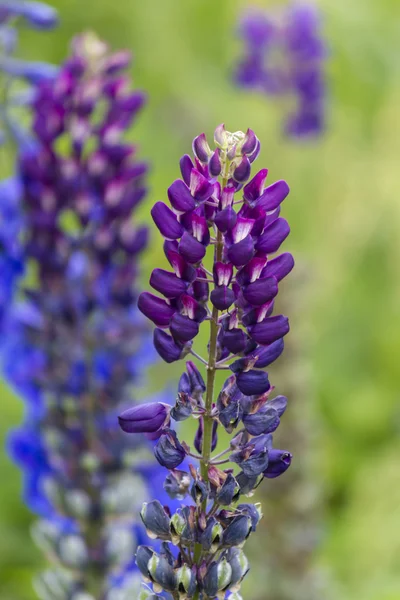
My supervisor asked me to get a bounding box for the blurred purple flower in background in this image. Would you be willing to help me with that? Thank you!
[235,3,327,138]
[5,32,172,600]
[0,2,58,334]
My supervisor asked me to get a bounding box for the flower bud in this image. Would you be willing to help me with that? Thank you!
[171,392,193,421]
[194,418,218,454]
[141,500,171,540]
[242,405,280,436]
[186,360,206,396]
[203,558,232,598]
[190,477,208,505]
[138,584,162,600]
[138,292,176,328]
[233,156,251,183]
[226,547,249,590]
[164,469,191,501]
[118,402,170,437]
[199,517,223,552]
[209,149,222,176]
[154,328,191,363]
[236,503,263,531]
[177,564,197,597]
[193,133,212,163]
[148,554,177,593]
[170,510,186,545]
[214,123,227,148]
[221,515,252,548]
[136,546,156,579]
[263,449,292,478]
[154,429,187,469]
[235,369,270,396]
[216,473,240,506]
[230,434,271,477]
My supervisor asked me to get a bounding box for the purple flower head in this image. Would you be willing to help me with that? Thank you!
[119,402,171,438]
[235,2,327,138]
[123,125,294,598]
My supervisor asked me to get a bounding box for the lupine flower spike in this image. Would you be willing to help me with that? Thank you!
[120,125,294,599]
[0,2,57,333]
[6,32,170,600]
[235,3,326,137]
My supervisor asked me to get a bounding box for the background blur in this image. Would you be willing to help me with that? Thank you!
[1,0,399,598]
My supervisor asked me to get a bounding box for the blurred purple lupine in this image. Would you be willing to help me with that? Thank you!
[0,2,58,334]
[120,125,293,599]
[235,3,326,138]
[5,32,170,600]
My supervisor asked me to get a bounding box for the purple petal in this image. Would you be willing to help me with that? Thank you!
[180,294,207,322]
[256,218,290,254]
[233,156,251,183]
[138,292,175,327]
[248,315,290,345]
[213,262,233,287]
[210,286,235,310]
[268,395,288,417]
[256,180,290,211]
[170,313,199,342]
[264,449,292,478]
[192,268,209,302]
[118,402,168,434]
[227,235,254,267]
[180,154,194,186]
[190,169,213,202]
[248,139,261,163]
[243,169,269,204]
[261,252,294,282]
[150,268,188,298]
[192,133,211,163]
[209,149,222,177]
[164,242,197,282]
[236,370,270,395]
[241,128,258,155]
[236,257,267,286]
[153,329,185,363]
[168,180,196,213]
[151,201,184,239]
[214,206,237,233]
[179,232,206,264]
[243,276,278,306]
[222,328,248,354]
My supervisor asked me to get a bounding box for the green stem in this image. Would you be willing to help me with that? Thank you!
[193,176,228,594]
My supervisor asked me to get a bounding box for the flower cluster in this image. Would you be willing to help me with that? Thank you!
[120,125,294,598]
[0,0,58,146]
[234,3,326,137]
[6,33,167,600]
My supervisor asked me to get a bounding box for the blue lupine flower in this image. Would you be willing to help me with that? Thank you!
[0,0,58,147]
[6,32,171,600]
[235,3,327,138]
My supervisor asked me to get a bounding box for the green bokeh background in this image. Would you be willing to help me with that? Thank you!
[1,0,400,598]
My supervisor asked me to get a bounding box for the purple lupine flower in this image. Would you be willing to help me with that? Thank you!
[0,3,58,335]
[0,1,58,147]
[121,125,293,598]
[5,32,171,600]
[235,3,327,138]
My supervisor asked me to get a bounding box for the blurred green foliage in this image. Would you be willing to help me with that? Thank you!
[1,0,399,598]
